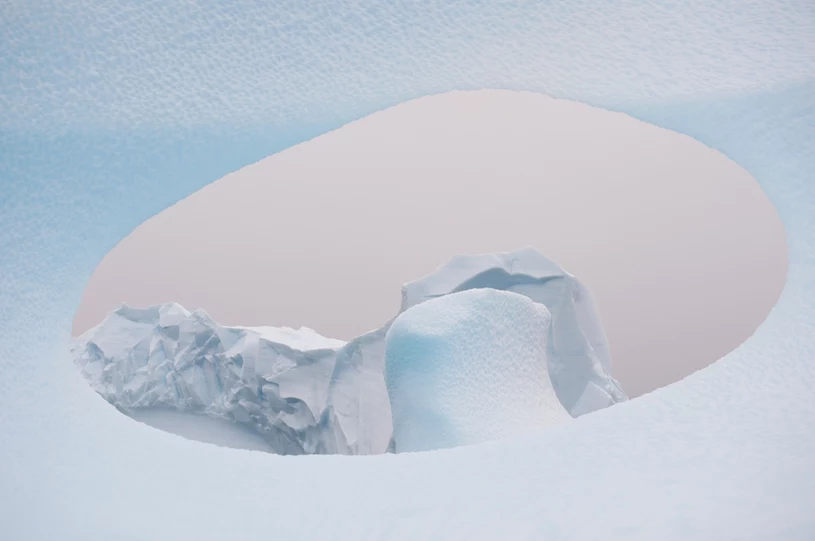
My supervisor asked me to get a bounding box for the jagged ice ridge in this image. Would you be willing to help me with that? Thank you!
[73,247,627,454]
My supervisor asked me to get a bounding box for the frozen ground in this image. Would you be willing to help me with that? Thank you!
[1,1,814,540]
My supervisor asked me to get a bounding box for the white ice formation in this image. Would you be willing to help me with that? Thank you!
[73,247,626,455]
[385,288,571,452]
[74,303,364,454]
[399,248,627,414]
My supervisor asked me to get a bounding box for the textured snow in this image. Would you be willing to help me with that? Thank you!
[73,248,623,454]
[73,301,393,455]
[1,2,814,539]
[386,288,570,452]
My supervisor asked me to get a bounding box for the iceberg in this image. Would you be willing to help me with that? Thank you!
[400,248,627,413]
[385,288,571,452]
[74,303,351,455]
[73,247,626,454]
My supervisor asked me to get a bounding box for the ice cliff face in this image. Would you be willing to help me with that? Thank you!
[74,304,358,454]
[73,247,626,455]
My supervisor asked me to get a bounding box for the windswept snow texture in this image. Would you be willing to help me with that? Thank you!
[74,248,624,454]
[386,288,570,452]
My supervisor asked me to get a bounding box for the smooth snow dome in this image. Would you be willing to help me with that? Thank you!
[386,288,570,452]
[73,303,366,455]
[72,91,787,397]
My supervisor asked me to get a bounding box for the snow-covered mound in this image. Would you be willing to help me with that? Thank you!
[386,288,570,452]
[73,247,626,454]
[401,248,626,414]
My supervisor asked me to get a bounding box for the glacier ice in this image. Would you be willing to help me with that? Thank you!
[385,288,571,452]
[73,247,626,454]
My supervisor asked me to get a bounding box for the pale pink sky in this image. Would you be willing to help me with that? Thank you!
[73,91,787,398]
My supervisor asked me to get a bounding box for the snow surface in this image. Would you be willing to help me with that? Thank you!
[386,288,570,452]
[1,2,814,539]
[244,325,346,350]
[73,248,623,454]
